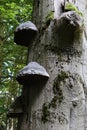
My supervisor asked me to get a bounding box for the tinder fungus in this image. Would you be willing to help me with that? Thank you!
[57,11,83,47]
[14,21,38,46]
[16,62,49,85]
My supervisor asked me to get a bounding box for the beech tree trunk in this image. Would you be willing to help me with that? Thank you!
[17,0,87,130]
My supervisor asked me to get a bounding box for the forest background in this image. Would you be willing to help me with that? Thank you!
[0,0,33,129]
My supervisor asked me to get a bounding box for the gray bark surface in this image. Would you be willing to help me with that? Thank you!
[17,0,87,130]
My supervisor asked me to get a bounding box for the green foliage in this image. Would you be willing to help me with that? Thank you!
[65,3,83,16]
[46,11,54,21]
[0,0,33,129]
[0,0,33,41]
[46,11,54,26]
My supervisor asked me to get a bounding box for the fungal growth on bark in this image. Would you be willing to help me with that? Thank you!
[7,96,23,118]
[14,21,38,46]
[56,11,83,48]
[16,62,49,85]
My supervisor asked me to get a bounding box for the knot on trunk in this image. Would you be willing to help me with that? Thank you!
[56,11,84,48]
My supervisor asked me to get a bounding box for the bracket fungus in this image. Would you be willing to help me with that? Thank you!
[56,11,83,47]
[16,62,49,85]
[7,96,23,118]
[14,21,38,46]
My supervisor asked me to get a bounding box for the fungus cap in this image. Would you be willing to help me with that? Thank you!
[14,21,38,46]
[16,62,49,85]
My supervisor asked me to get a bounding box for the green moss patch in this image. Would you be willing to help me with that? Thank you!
[46,11,54,26]
[53,71,68,94]
[41,103,50,123]
[51,71,69,107]
[65,3,83,16]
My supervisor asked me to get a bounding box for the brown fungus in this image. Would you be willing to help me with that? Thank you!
[14,21,38,46]
[16,62,49,85]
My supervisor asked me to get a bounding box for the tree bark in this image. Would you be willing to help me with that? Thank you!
[17,0,87,130]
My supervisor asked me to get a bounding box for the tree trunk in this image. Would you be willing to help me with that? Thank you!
[17,0,87,130]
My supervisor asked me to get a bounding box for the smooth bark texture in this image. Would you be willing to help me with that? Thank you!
[17,0,87,130]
